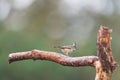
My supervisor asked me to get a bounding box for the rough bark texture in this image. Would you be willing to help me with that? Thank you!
[8,25,117,80]
[8,50,98,67]
[95,25,116,80]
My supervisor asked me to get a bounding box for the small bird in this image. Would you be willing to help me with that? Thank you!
[54,42,77,55]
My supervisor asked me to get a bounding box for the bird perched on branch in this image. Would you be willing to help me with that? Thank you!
[54,42,77,55]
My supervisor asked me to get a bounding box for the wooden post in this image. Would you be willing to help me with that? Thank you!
[95,26,116,80]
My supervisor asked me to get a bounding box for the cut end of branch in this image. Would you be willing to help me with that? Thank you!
[8,54,14,64]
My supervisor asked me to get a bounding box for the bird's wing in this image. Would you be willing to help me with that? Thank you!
[61,45,72,49]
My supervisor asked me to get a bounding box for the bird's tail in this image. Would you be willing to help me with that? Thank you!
[54,46,62,48]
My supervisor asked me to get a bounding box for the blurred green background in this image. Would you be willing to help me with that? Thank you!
[0,0,120,80]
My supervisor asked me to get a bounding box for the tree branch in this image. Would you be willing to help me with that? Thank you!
[8,49,98,67]
[8,25,117,80]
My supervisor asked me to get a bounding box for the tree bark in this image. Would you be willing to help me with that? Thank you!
[8,50,98,66]
[95,26,116,80]
[8,25,117,80]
